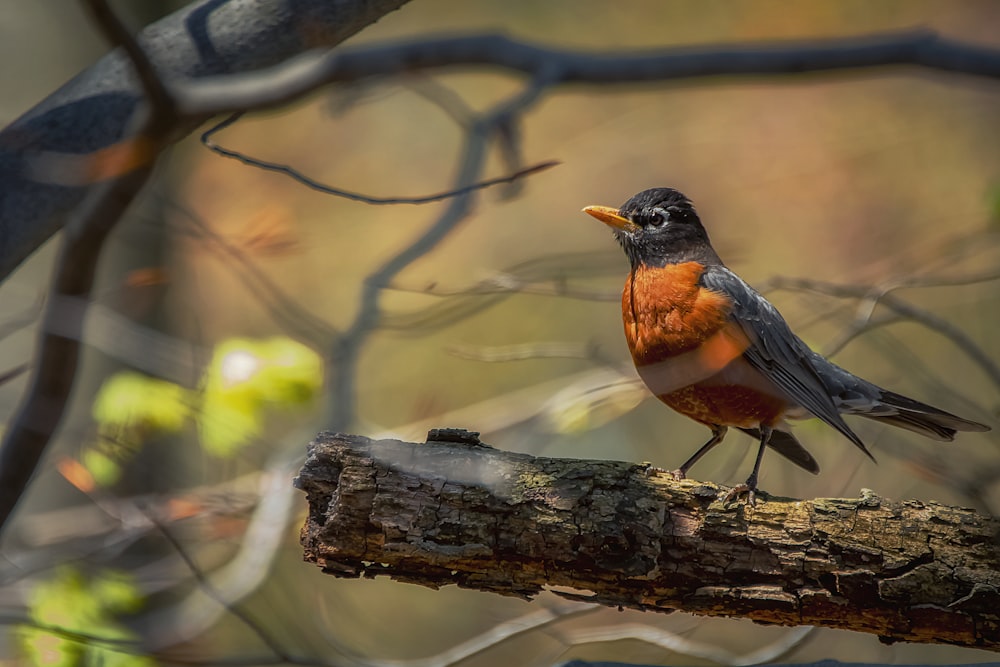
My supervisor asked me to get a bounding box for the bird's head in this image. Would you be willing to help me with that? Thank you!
[583,187,719,268]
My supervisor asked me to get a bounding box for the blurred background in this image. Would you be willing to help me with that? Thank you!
[1,0,999,665]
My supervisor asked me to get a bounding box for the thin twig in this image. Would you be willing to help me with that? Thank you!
[200,113,558,205]
[380,256,620,333]
[0,296,44,343]
[0,363,29,388]
[328,74,555,428]
[448,341,599,363]
[165,199,338,348]
[143,510,299,662]
[316,599,598,667]
[768,275,1000,391]
[141,452,301,652]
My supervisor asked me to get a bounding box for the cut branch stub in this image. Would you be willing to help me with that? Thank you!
[295,431,1000,650]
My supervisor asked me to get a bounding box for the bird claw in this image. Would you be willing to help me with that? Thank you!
[669,468,687,481]
[641,463,669,478]
[721,483,757,506]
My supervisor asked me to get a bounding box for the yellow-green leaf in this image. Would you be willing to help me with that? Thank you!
[92,372,189,434]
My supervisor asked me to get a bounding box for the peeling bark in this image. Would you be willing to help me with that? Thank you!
[296,431,1000,650]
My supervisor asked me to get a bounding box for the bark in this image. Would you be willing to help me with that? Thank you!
[296,430,1000,651]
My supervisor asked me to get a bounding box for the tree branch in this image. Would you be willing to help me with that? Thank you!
[200,113,559,205]
[172,29,1000,116]
[0,0,413,538]
[0,0,176,538]
[6,22,1000,284]
[765,275,1000,392]
[0,0,412,281]
[297,431,1000,652]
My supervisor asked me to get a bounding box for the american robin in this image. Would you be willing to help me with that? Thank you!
[583,187,990,502]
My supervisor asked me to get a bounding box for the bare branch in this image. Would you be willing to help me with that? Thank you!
[7,22,996,284]
[400,75,476,127]
[165,199,338,349]
[0,0,412,281]
[173,30,1000,117]
[328,75,554,428]
[380,252,621,334]
[297,432,1000,651]
[143,504,294,660]
[80,0,174,118]
[553,623,813,666]
[201,114,558,205]
[0,173,158,536]
[767,275,1000,391]
[317,599,598,667]
[0,0,173,536]
[447,341,600,363]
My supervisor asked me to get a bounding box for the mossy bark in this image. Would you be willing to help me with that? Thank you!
[296,430,1000,650]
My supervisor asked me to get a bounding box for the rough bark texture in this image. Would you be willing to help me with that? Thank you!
[297,430,1000,651]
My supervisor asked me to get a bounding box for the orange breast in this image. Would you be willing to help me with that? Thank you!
[623,262,738,365]
[623,262,785,427]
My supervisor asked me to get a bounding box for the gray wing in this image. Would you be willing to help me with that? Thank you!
[699,265,874,460]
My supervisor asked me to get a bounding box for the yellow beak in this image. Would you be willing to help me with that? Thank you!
[582,205,639,232]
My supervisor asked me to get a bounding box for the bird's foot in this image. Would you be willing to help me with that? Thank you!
[669,468,687,481]
[721,483,758,506]
[640,462,669,477]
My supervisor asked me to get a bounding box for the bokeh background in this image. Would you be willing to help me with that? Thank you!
[2,1,999,665]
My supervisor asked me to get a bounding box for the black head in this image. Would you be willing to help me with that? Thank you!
[583,188,720,268]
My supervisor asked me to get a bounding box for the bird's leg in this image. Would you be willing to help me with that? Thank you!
[671,425,727,480]
[723,425,772,506]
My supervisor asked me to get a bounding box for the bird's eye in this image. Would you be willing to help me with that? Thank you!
[647,209,669,227]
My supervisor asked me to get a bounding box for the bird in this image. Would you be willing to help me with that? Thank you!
[583,187,990,503]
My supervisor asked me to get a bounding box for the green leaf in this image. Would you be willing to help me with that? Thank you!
[195,337,322,456]
[254,337,323,406]
[92,372,190,434]
[19,567,154,667]
[81,450,121,488]
[197,387,263,457]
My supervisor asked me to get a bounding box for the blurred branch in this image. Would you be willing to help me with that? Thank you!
[447,341,601,363]
[201,113,559,205]
[166,199,337,349]
[298,432,1000,651]
[765,275,1000,391]
[371,367,644,442]
[138,448,301,652]
[319,599,598,667]
[172,29,1000,117]
[0,296,44,343]
[381,251,621,334]
[0,0,177,536]
[328,74,555,428]
[142,497,293,659]
[6,20,999,283]
[0,0,412,282]
[552,624,813,666]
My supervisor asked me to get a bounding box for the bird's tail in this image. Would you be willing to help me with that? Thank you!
[738,427,820,474]
[857,390,990,441]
